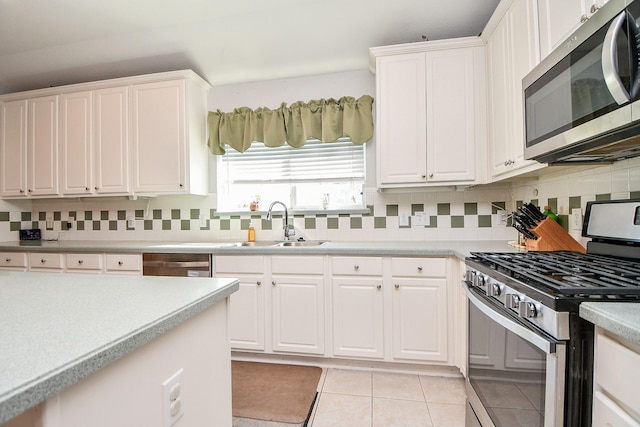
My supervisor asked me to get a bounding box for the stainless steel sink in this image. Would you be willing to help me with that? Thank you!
[233,241,279,247]
[273,240,327,247]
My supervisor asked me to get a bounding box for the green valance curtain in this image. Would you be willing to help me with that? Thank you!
[207,95,374,155]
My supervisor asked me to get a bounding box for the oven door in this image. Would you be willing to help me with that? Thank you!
[464,283,566,427]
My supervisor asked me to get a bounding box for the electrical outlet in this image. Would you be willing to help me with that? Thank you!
[413,211,430,226]
[199,214,207,228]
[127,217,135,229]
[571,208,583,231]
[46,216,53,229]
[162,368,184,427]
[399,212,410,227]
[496,210,508,226]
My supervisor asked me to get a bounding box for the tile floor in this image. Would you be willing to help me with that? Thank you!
[308,369,466,427]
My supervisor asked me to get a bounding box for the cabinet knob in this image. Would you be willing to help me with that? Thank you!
[28,189,32,193]
[5,258,10,262]
[376,284,382,290]
[41,259,46,263]
[95,186,99,190]
[19,189,24,194]
[354,265,359,270]
[428,173,434,178]
[118,261,123,266]
[78,259,84,264]
[85,187,90,191]
[179,183,184,188]
[257,281,261,286]
[421,174,426,179]
[272,281,276,286]
[590,3,599,14]
[580,13,589,23]
[417,266,423,272]
[395,284,400,289]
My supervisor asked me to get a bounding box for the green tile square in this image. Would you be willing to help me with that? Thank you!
[77,221,85,231]
[548,198,558,212]
[491,202,506,214]
[190,209,200,219]
[411,204,424,215]
[427,216,438,228]
[108,221,117,230]
[99,211,108,221]
[558,215,569,230]
[171,209,181,220]
[135,210,144,218]
[210,209,216,219]
[631,191,640,199]
[569,196,581,211]
[21,212,31,221]
[327,218,339,229]
[92,221,101,231]
[478,215,492,228]
[437,203,450,215]
[200,220,210,231]
[464,203,478,215]
[0,212,8,222]
[516,200,523,209]
[451,215,464,228]
[84,211,92,220]
[231,215,241,220]
[530,199,538,208]
[365,205,374,216]
[54,211,61,221]
[144,220,153,231]
[219,219,230,231]
[305,218,316,229]
[374,217,386,229]
[338,213,349,218]
[596,193,612,201]
[386,205,399,217]
[10,222,20,231]
[350,217,362,229]
[31,221,39,229]
[153,209,162,220]
[316,214,328,218]
[117,210,126,221]
[261,219,272,230]
[241,219,251,230]
[181,220,190,231]
[68,211,77,220]
[162,220,172,230]
[39,212,47,221]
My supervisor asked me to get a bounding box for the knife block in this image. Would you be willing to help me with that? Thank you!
[524,217,586,253]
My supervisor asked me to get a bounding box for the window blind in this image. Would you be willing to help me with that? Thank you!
[220,138,365,184]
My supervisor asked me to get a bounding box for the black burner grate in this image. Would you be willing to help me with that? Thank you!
[469,251,640,296]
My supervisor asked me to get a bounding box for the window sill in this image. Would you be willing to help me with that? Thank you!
[214,208,371,218]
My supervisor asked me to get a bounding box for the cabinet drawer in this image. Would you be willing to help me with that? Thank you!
[215,256,265,274]
[0,252,28,268]
[105,254,141,274]
[593,391,640,427]
[391,257,447,277]
[596,332,640,415]
[29,253,64,270]
[332,257,383,276]
[66,253,103,272]
[271,256,324,275]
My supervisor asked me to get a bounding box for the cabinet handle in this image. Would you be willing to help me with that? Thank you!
[394,284,400,289]
[428,173,434,178]
[354,265,359,270]
[85,187,90,191]
[179,183,184,188]
[95,186,99,190]
[421,174,426,179]
[78,259,84,264]
[580,13,589,23]
[5,258,10,262]
[118,261,124,266]
[41,259,46,263]
[19,189,24,194]
[590,3,599,14]
[376,284,382,290]
[257,281,261,286]
[28,189,32,193]
[272,281,276,286]
[417,266,423,272]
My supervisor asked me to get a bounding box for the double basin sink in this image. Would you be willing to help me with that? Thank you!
[233,240,327,247]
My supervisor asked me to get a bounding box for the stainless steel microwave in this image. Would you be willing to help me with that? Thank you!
[523,0,640,164]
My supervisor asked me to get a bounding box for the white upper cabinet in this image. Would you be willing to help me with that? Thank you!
[538,0,608,59]
[0,70,210,199]
[371,38,486,188]
[131,76,209,195]
[486,0,546,180]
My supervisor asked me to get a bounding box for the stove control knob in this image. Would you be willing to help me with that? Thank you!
[487,283,502,297]
[518,301,539,318]
[476,274,486,288]
[506,293,521,309]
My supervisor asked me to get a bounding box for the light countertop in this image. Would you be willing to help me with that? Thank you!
[0,272,238,424]
[580,302,640,347]
[0,240,522,260]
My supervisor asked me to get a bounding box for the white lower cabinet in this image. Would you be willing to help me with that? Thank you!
[391,257,448,362]
[29,252,65,272]
[0,252,28,271]
[331,257,384,359]
[66,253,103,274]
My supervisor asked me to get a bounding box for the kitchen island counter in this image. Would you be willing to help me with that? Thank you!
[580,302,640,347]
[0,239,520,260]
[0,272,238,425]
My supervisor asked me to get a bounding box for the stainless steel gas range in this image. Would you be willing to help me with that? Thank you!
[463,199,640,427]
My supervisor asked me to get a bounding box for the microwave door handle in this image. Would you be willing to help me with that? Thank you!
[602,11,632,105]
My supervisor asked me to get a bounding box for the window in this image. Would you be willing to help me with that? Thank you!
[217,137,365,212]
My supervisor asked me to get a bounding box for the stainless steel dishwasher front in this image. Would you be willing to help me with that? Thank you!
[142,253,212,277]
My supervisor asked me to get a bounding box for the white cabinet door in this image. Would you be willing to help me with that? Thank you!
[392,277,448,362]
[131,80,187,194]
[271,274,325,355]
[425,47,480,183]
[95,86,130,195]
[376,53,427,186]
[0,100,28,197]
[538,0,608,59]
[60,91,93,195]
[28,95,59,196]
[332,276,384,359]
[227,274,266,351]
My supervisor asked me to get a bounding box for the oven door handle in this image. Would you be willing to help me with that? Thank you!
[464,282,558,354]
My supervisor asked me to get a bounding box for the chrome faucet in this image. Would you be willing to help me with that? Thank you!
[266,201,295,240]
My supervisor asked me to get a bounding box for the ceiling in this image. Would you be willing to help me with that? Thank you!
[0,0,500,94]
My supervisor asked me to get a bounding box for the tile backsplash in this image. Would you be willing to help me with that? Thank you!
[1,157,639,243]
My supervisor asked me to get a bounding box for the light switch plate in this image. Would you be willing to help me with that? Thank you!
[571,208,582,231]
[413,211,430,227]
[399,212,410,227]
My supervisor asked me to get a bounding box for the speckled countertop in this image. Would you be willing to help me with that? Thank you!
[0,239,522,259]
[580,302,640,347]
[0,272,238,425]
